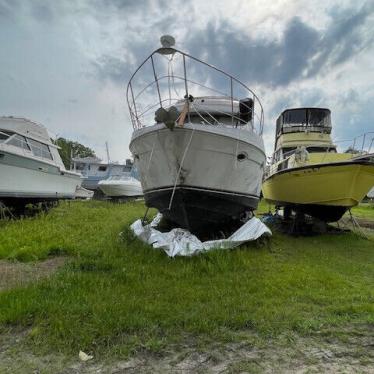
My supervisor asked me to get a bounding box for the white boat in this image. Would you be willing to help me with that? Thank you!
[0,116,82,208]
[127,36,266,233]
[71,157,133,190]
[98,174,143,198]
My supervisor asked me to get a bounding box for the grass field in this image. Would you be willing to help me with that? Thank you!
[348,202,374,220]
[0,200,373,370]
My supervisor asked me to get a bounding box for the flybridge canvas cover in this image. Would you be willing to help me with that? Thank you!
[130,214,272,257]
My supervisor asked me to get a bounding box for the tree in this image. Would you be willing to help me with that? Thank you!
[55,137,96,169]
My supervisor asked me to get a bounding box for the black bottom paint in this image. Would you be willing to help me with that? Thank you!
[144,187,259,235]
[283,204,348,222]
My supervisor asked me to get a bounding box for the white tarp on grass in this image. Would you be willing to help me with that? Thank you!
[130,213,272,257]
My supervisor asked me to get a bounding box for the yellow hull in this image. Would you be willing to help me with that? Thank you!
[262,163,374,208]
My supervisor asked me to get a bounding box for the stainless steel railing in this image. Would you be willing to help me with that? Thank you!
[126,47,264,135]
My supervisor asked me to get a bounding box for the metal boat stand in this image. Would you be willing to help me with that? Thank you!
[141,207,150,225]
[0,201,15,220]
[346,209,368,239]
[277,206,329,235]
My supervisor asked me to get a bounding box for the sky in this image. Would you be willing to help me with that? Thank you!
[0,0,373,161]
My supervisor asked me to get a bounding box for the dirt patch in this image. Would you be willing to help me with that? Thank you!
[1,326,373,373]
[0,257,66,291]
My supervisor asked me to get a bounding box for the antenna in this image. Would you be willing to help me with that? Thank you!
[105,141,110,164]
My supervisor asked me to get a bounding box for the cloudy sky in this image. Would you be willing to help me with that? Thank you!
[0,0,373,161]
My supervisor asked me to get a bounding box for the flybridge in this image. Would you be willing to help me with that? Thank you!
[126,36,264,134]
[276,108,332,137]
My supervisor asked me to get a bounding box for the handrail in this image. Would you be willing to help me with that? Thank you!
[268,132,374,175]
[334,131,374,153]
[126,47,264,135]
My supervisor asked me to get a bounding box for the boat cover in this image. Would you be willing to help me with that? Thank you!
[130,214,272,257]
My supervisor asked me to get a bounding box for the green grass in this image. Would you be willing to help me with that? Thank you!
[351,202,374,220]
[0,200,373,358]
[0,200,147,261]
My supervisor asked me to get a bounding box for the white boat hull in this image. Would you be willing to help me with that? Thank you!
[0,153,82,201]
[98,181,143,197]
[130,123,265,231]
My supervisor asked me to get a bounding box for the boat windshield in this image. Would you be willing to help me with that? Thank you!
[108,174,131,181]
[0,131,13,143]
[276,108,331,137]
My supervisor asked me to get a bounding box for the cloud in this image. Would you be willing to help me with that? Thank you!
[185,3,373,87]
[0,0,373,161]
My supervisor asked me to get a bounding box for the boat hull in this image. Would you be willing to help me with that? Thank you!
[98,183,143,197]
[0,152,82,203]
[130,123,265,231]
[145,185,258,233]
[262,161,374,221]
[82,177,103,191]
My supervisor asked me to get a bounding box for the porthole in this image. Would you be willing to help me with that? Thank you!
[237,152,247,161]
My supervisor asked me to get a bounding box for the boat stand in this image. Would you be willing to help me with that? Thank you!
[141,207,150,225]
[0,201,15,220]
[277,206,330,235]
[344,209,368,239]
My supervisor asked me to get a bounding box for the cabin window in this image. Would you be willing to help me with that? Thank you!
[75,163,85,171]
[307,146,336,153]
[279,108,331,132]
[7,134,31,151]
[308,109,331,126]
[273,149,281,163]
[27,138,53,160]
[0,131,13,142]
[98,165,107,172]
[283,109,307,126]
[282,147,296,157]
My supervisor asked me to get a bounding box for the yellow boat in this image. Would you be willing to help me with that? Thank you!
[262,108,374,221]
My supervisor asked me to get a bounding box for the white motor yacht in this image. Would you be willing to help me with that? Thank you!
[0,116,82,208]
[98,174,143,198]
[127,36,266,233]
[71,157,133,191]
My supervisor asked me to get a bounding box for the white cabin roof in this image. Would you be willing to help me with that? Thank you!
[72,156,131,168]
[71,156,103,165]
[0,116,54,146]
